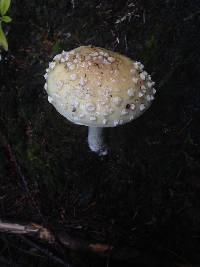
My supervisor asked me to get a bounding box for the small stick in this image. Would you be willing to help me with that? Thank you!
[0,221,55,243]
[0,220,112,254]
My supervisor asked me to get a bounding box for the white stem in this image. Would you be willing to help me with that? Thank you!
[88,127,108,156]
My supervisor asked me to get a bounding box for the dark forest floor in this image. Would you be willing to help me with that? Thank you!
[0,0,200,266]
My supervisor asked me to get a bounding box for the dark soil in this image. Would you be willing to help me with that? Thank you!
[0,0,200,266]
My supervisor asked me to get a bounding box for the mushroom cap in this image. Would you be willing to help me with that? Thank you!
[44,46,156,127]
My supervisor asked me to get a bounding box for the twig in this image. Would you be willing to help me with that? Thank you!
[0,222,54,242]
[0,220,112,254]
[177,118,192,135]
[2,220,190,265]
[0,222,71,266]
[115,11,136,24]
[183,10,200,21]
[158,61,181,89]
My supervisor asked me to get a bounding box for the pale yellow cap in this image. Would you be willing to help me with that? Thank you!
[44,46,156,127]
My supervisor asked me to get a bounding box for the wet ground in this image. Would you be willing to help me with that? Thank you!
[0,0,200,266]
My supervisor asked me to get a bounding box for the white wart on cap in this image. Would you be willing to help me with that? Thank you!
[44,46,156,128]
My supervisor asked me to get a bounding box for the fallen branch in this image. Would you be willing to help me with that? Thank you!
[0,219,192,266]
[0,220,112,255]
[0,221,54,242]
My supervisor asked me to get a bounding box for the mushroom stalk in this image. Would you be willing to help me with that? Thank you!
[88,127,108,156]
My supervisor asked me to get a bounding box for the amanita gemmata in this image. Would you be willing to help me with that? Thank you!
[44,46,156,155]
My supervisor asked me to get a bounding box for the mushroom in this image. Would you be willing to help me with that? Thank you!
[44,46,156,156]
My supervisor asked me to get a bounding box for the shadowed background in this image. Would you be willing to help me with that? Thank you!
[0,0,200,266]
